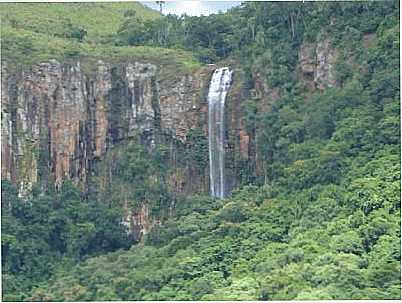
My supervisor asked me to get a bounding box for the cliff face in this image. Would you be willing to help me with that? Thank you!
[1,39,338,236]
[1,35,339,193]
[1,59,212,198]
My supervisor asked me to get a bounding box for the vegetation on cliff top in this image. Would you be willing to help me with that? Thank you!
[1,1,400,301]
[0,2,161,41]
[0,2,200,72]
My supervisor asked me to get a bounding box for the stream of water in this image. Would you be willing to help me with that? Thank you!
[207,67,233,199]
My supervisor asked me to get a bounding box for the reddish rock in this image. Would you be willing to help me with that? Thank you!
[1,59,212,197]
[239,130,250,159]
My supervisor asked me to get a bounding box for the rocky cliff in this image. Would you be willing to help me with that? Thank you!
[298,37,339,91]
[1,38,338,237]
[1,37,338,193]
[1,59,213,198]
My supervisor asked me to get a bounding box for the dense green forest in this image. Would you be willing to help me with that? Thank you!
[1,1,400,301]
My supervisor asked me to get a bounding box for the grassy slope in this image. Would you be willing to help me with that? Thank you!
[0,3,200,72]
[0,2,161,40]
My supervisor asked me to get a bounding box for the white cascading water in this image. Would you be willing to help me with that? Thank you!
[208,67,233,199]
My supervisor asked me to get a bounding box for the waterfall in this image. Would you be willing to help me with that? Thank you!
[207,67,233,199]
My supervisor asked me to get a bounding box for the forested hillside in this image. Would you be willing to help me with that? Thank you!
[1,1,400,301]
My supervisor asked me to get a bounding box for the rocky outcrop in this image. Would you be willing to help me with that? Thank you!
[299,38,338,91]
[123,203,155,241]
[1,59,212,198]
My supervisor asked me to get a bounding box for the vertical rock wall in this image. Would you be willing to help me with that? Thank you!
[1,38,339,235]
[1,59,212,198]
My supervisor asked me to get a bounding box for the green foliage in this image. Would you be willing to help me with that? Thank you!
[335,55,354,86]
[1,181,131,300]
[97,138,173,218]
[1,25,200,73]
[0,2,161,42]
[242,99,258,134]
[0,3,199,73]
[1,1,400,301]
[216,202,249,223]
[185,128,209,171]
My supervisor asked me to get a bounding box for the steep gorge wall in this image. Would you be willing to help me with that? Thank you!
[1,36,339,238]
[1,59,214,198]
